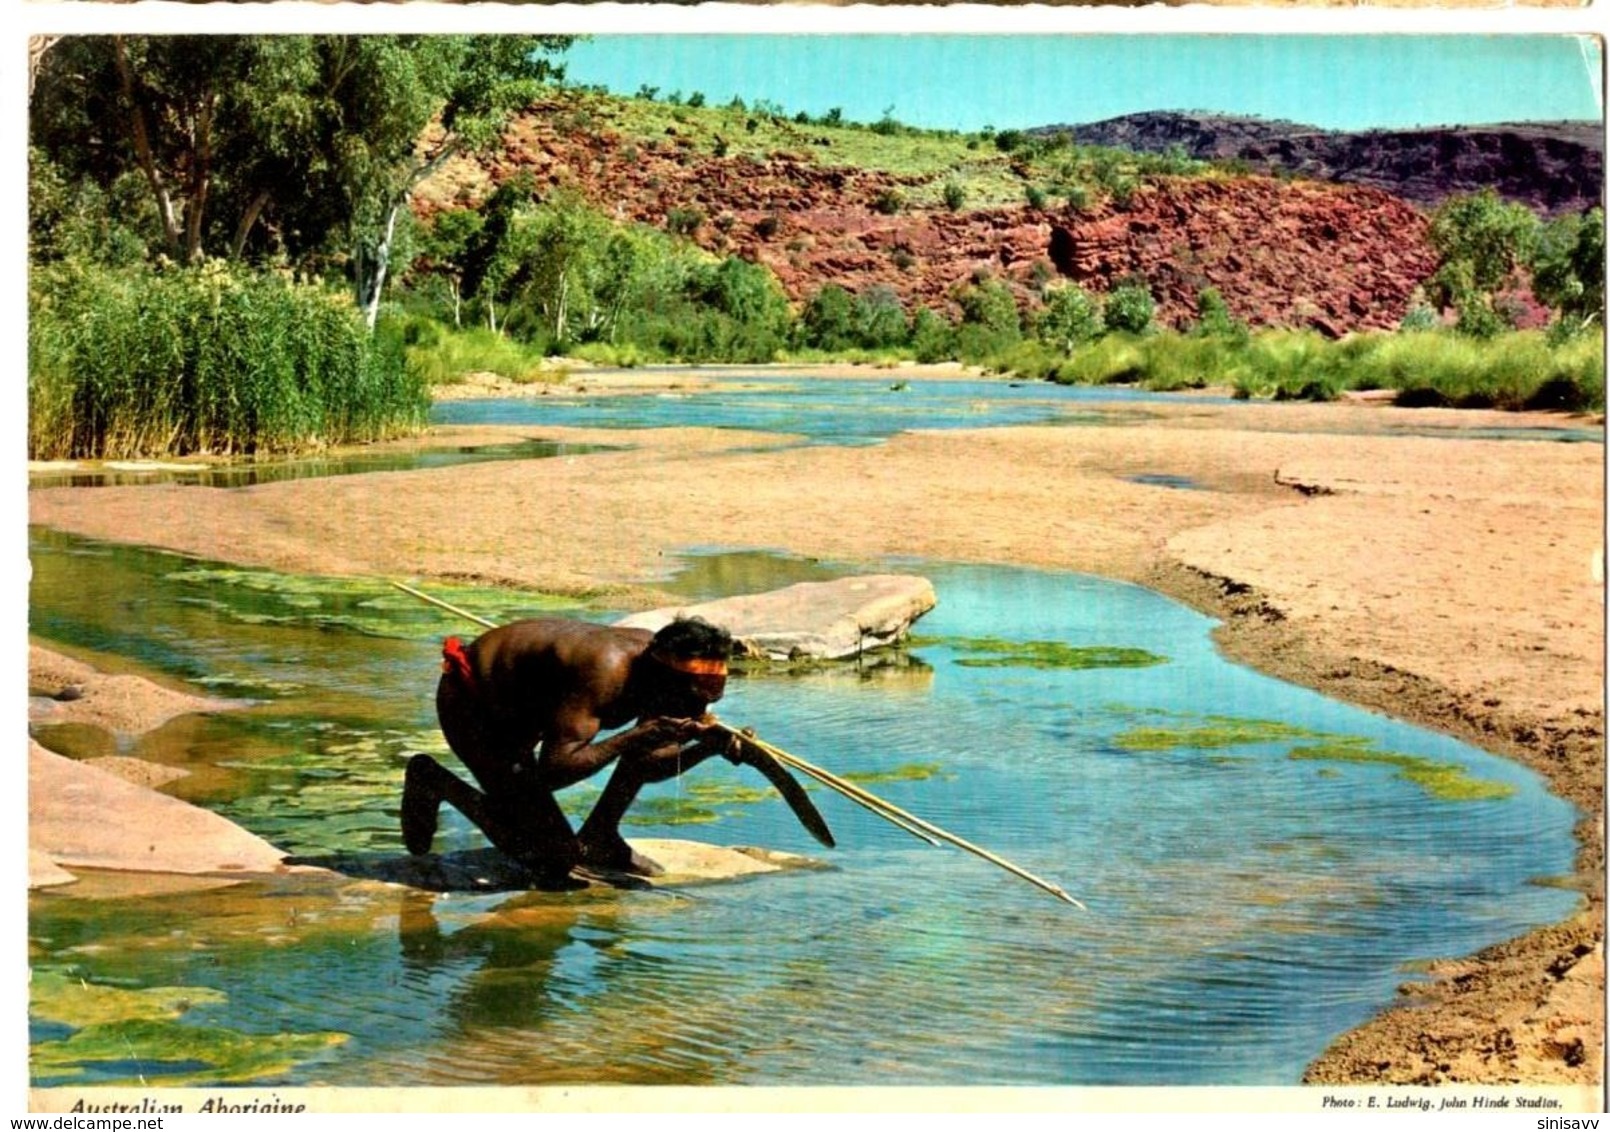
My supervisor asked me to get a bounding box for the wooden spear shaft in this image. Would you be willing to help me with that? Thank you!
[711,723,1086,910]
[390,580,1087,909]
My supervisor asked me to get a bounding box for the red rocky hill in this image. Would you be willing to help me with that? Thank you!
[418,102,1441,335]
[1048,112,1603,218]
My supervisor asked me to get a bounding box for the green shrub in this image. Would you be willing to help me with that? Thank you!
[911,307,954,364]
[942,181,967,212]
[1103,281,1156,335]
[665,207,704,236]
[1036,284,1103,352]
[872,188,905,216]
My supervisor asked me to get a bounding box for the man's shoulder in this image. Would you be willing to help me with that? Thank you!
[496,619,653,670]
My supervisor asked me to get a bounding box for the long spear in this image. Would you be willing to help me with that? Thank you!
[389,579,1087,909]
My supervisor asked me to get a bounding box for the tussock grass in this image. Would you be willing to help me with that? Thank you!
[406,326,559,385]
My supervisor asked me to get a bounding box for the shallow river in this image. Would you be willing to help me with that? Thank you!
[28,525,1578,1087]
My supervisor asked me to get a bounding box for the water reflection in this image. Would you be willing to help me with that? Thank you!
[29,441,613,490]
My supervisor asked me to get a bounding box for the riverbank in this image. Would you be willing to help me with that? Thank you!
[26,370,1604,1086]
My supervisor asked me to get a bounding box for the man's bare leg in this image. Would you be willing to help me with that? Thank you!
[402,754,582,887]
[575,757,664,877]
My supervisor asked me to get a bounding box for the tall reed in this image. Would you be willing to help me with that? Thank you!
[29,261,428,460]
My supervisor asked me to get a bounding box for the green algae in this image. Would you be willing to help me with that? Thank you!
[841,762,949,784]
[31,968,347,1087]
[163,567,584,640]
[1287,741,1516,802]
[911,635,1167,671]
[32,969,226,1028]
[622,796,722,826]
[32,1018,347,1086]
[1113,712,1513,803]
[1115,716,1320,751]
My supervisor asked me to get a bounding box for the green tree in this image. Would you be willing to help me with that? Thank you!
[1037,283,1103,353]
[32,36,572,329]
[1531,207,1605,326]
[1427,190,1541,336]
[31,37,313,265]
[911,307,954,364]
[855,285,909,349]
[954,279,1020,359]
[800,284,859,352]
[1103,279,1156,335]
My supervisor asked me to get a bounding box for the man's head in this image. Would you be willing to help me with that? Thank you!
[645,617,734,710]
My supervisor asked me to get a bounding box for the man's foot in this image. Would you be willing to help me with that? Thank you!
[528,869,591,893]
[577,833,665,878]
[400,757,441,856]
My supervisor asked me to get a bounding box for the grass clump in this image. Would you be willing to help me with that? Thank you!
[1016,325,1603,412]
[405,326,559,386]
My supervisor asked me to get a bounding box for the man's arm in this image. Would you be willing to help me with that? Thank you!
[536,710,701,791]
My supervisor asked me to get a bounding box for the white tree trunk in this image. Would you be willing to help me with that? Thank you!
[358,199,403,332]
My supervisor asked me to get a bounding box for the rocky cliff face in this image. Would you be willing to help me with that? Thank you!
[1045,112,1603,217]
[418,103,1446,334]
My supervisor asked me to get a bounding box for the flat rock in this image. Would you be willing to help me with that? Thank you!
[29,850,78,890]
[29,741,314,883]
[287,838,825,894]
[616,574,936,661]
[28,645,235,736]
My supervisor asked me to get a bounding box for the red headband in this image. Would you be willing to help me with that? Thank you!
[655,654,728,677]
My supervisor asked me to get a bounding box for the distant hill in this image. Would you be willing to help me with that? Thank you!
[1037,112,1603,216]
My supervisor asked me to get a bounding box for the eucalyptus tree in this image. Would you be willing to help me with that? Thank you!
[31,35,571,327]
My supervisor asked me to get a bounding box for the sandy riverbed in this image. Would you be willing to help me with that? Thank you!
[26,366,1605,1087]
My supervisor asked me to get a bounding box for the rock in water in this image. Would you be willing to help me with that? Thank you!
[616,574,936,661]
[29,741,308,884]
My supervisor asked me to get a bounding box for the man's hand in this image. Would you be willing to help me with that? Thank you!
[622,716,742,782]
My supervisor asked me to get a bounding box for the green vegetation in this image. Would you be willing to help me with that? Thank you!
[990,325,1604,410]
[29,35,567,458]
[1115,716,1319,751]
[1288,740,1515,802]
[403,325,557,386]
[31,969,347,1086]
[1112,713,1514,803]
[840,762,949,785]
[913,635,1167,671]
[29,261,426,460]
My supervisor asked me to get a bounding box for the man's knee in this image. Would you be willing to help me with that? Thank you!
[405,753,445,789]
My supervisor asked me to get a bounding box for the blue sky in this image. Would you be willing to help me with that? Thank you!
[562,36,1603,133]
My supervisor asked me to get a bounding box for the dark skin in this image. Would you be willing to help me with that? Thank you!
[401,619,734,883]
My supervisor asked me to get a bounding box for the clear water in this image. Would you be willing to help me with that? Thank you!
[430,374,1602,447]
[28,531,1579,1087]
[429,375,1221,446]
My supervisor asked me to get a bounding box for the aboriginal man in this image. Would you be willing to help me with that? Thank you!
[401,616,736,885]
